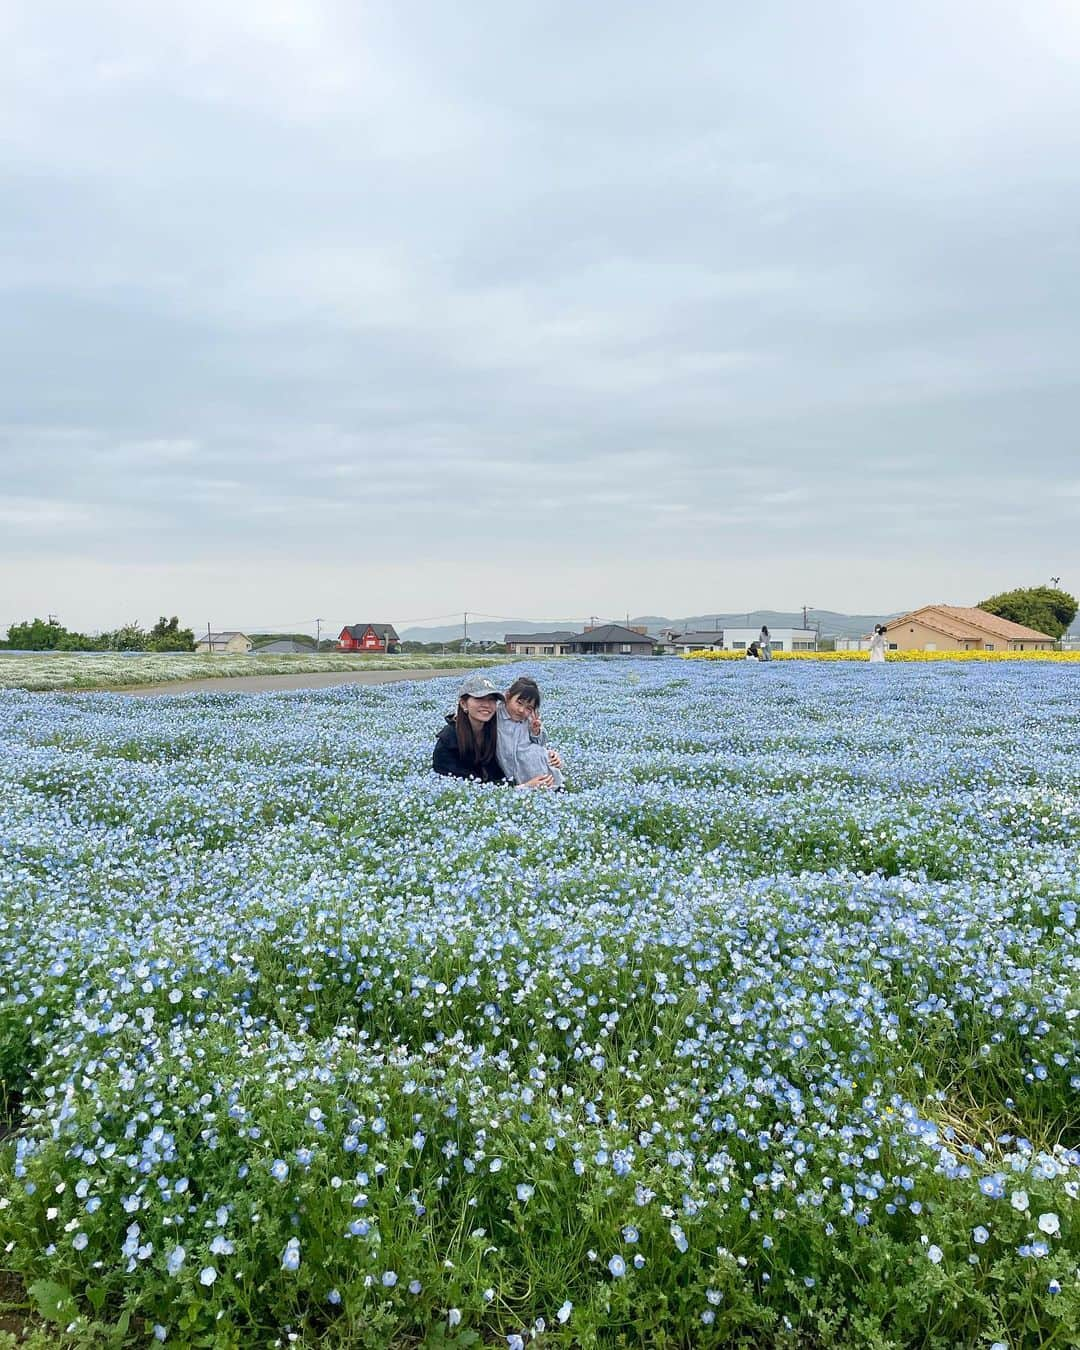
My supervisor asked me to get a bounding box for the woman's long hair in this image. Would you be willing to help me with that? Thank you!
[454,698,501,779]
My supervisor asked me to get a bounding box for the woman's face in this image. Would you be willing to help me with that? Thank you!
[462,694,499,725]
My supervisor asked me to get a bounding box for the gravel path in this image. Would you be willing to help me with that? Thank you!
[118,668,460,696]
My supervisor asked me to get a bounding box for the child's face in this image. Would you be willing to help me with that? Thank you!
[505,693,538,722]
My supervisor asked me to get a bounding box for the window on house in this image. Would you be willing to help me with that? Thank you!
[543,646,554,654]
[888,643,898,650]
[733,641,746,649]
[985,643,994,651]
[925,643,937,651]
[620,644,632,653]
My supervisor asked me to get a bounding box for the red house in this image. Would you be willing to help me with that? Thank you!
[338,623,400,654]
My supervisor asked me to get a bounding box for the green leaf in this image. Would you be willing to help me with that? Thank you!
[28,1280,75,1325]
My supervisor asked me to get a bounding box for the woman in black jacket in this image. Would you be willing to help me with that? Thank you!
[433,674,554,786]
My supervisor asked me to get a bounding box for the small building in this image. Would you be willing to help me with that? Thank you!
[195,631,253,654]
[721,627,817,652]
[504,631,577,656]
[661,629,725,654]
[834,637,872,652]
[567,624,657,656]
[338,624,400,654]
[885,606,1055,652]
[253,639,313,654]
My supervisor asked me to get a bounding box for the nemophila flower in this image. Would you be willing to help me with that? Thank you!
[973,1226,989,1245]
[2,662,1079,1342]
[1011,1190,1029,1212]
[608,1254,626,1278]
[516,1184,534,1202]
[166,1246,186,1276]
[508,1336,525,1350]
[1037,1213,1060,1236]
[927,1245,943,1264]
[72,1232,88,1251]
[382,1271,397,1287]
[447,1310,461,1328]
[281,1239,301,1272]
[270,1160,289,1183]
[200,1267,217,1287]
[557,1301,572,1323]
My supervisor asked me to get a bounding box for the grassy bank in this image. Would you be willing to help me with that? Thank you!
[0,652,511,693]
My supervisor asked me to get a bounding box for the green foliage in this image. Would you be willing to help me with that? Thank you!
[2,617,89,650]
[147,616,196,652]
[3,616,196,653]
[96,622,146,652]
[978,586,1078,639]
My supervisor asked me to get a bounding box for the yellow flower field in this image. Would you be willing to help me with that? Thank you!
[685,648,1080,662]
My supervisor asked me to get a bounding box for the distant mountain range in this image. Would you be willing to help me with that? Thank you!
[400,610,903,643]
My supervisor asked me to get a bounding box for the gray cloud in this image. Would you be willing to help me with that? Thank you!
[1,0,1079,630]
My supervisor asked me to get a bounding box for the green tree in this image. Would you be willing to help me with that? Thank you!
[4,617,74,649]
[99,622,148,651]
[977,586,1078,639]
[147,615,196,651]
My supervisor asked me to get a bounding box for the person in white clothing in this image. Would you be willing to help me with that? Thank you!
[869,624,887,663]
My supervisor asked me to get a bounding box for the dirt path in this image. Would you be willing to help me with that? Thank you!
[118,668,461,696]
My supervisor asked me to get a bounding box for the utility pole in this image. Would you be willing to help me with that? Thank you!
[463,611,469,653]
[206,622,212,650]
[802,605,811,629]
[315,618,323,651]
[1051,576,1061,588]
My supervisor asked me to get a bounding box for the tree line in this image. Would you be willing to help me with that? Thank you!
[0,616,196,651]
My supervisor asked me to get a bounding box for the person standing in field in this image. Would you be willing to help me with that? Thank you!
[758,626,773,661]
[869,624,887,663]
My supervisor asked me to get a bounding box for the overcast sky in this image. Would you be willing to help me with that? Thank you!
[2,0,1079,635]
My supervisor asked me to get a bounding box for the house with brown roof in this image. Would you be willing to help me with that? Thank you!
[885,606,1056,652]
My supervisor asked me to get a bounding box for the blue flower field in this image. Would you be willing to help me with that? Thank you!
[0,661,1077,1348]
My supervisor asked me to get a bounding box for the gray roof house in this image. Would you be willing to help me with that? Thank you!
[504,631,578,655]
[662,629,724,653]
[195,631,253,654]
[253,639,313,654]
[568,624,657,656]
